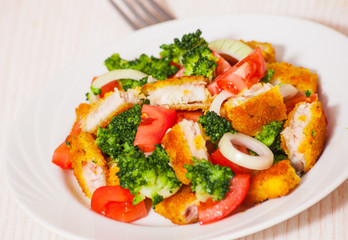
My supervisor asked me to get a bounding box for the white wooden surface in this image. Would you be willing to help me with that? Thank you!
[0,0,347,239]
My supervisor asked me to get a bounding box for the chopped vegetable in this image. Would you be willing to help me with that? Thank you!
[105,53,178,80]
[134,104,177,152]
[116,143,181,206]
[184,158,234,202]
[96,104,142,159]
[198,174,250,224]
[198,110,236,145]
[160,29,207,65]
[91,186,147,223]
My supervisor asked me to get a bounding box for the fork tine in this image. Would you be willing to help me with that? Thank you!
[148,0,174,21]
[122,0,154,28]
[109,0,174,30]
[108,0,140,29]
[134,0,162,25]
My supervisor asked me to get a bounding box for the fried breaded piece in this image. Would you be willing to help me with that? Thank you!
[70,103,90,134]
[162,120,208,184]
[244,160,300,205]
[142,76,212,111]
[81,89,134,134]
[223,85,287,136]
[154,185,199,225]
[267,62,318,93]
[107,162,120,186]
[281,101,326,173]
[242,40,276,63]
[69,132,108,198]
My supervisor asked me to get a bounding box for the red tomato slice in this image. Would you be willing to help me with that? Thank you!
[173,66,185,78]
[134,105,177,152]
[100,80,121,98]
[212,51,231,76]
[207,47,266,96]
[91,186,147,223]
[175,110,203,124]
[198,174,250,224]
[284,93,318,113]
[91,77,121,98]
[104,201,147,223]
[52,141,71,169]
[211,149,252,174]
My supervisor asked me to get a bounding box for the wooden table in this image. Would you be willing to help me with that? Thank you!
[0,0,347,239]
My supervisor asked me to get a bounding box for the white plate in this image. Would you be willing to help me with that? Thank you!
[4,15,348,240]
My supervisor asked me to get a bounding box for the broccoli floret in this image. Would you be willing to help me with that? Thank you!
[255,121,284,147]
[95,104,142,159]
[260,68,275,83]
[184,158,234,202]
[116,144,181,206]
[105,53,178,80]
[118,77,148,91]
[160,29,207,65]
[198,111,236,145]
[254,121,288,163]
[182,45,218,79]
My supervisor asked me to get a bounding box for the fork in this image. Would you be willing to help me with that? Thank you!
[109,0,175,30]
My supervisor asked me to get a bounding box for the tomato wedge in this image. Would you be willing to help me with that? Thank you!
[91,76,121,98]
[91,186,147,223]
[175,110,203,124]
[211,149,252,174]
[212,51,231,76]
[198,174,250,224]
[134,105,177,152]
[173,66,185,78]
[52,141,71,169]
[284,93,318,113]
[208,47,266,96]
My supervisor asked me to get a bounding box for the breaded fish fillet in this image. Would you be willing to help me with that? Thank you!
[69,132,108,198]
[223,83,287,136]
[281,101,326,173]
[244,160,300,205]
[154,185,199,225]
[267,62,318,93]
[162,119,208,184]
[81,88,140,134]
[142,76,212,111]
[242,40,276,63]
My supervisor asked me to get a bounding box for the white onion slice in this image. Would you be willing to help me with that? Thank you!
[278,84,298,100]
[92,69,148,89]
[209,90,235,115]
[218,133,273,170]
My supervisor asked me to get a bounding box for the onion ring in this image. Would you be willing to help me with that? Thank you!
[218,133,273,170]
[209,90,235,115]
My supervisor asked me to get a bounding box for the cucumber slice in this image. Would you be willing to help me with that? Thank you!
[91,69,147,89]
[208,39,253,61]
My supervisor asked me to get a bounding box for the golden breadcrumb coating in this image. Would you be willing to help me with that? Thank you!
[242,40,276,63]
[69,132,108,198]
[107,161,120,186]
[223,86,287,136]
[162,124,194,185]
[81,91,133,134]
[154,185,199,225]
[267,62,318,93]
[244,160,300,205]
[71,103,90,134]
[281,101,326,172]
[142,75,208,94]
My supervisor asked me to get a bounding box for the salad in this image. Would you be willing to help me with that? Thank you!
[52,29,327,225]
